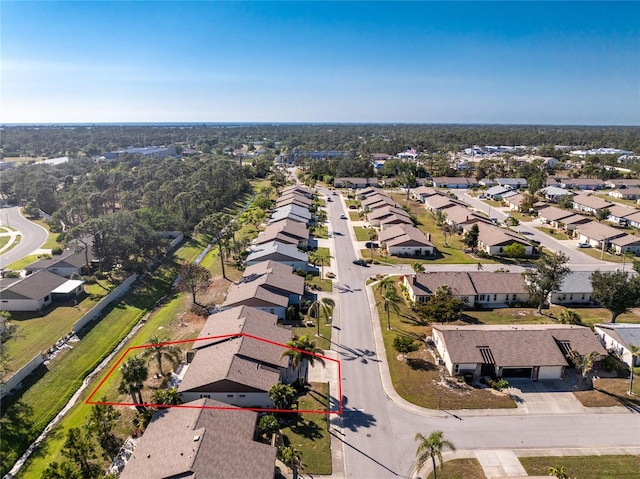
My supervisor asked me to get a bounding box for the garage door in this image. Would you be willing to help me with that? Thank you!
[502,367,533,378]
[538,366,562,380]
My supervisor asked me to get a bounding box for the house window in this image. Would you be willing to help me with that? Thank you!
[454,364,459,374]
[582,294,585,300]
[474,295,478,301]
[269,308,275,314]
[493,294,497,301]
[499,247,504,253]
[199,394,210,399]
[479,294,486,301]
[569,294,573,300]
[512,294,517,300]
[239,394,246,398]
[226,394,234,398]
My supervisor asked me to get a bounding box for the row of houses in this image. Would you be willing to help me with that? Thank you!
[358,187,435,256]
[121,184,323,478]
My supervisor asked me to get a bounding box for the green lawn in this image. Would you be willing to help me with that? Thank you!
[348,211,362,221]
[312,224,329,239]
[0,234,12,250]
[576,246,629,264]
[307,276,333,292]
[311,247,331,266]
[4,254,40,271]
[280,382,332,475]
[519,455,640,479]
[595,193,640,209]
[354,226,377,241]
[535,226,570,240]
[2,267,177,477]
[33,219,61,249]
[426,458,486,479]
[373,283,516,409]
[3,280,116,375]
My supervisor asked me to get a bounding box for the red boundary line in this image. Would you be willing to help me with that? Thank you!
[86,333,342,415]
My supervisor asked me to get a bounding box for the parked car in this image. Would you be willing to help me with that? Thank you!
[332,192,337,196]
[365,242,379,249]
[577,242,591,248]
[327,197,332,202]
[340,213,347,219]
[352,258,369,267]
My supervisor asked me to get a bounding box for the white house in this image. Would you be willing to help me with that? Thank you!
[594,324,640,368]
[245,241,311,272]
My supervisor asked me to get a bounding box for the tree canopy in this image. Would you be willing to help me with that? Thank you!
[590,270,640,322]
[522,252,570,313]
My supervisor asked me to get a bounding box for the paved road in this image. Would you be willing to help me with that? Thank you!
[319,186,640,479]
[0,206,48,268]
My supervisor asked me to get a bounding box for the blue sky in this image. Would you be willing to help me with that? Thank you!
[1,1,638,125]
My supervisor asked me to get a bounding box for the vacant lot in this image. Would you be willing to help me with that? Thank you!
[520,455,640,479]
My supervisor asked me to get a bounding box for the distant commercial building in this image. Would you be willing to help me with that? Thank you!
[103,146,177,160]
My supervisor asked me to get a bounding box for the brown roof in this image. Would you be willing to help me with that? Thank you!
[537,206,575,222]
[575,221,627,241]
[572,194,613,210]
[379,214,413,226]
[383,225,433,248]
[607,204,637,218]
[282,184,312,196]
[362,194,393,207]
[120,398,276,479]
[241,260,305,296]
[255,219,309,245]
[276,192,313,206]
[560,214,590,226]
[434,324,606,368]
[222,281,290,309]
[409,272,476,297]
[467,272,527,295]
[425,195,457,210]
[610,233,640,246]
[367,205,411,221]
[444,205,489,226]
[477,223,529,247]
[413,186,441,198]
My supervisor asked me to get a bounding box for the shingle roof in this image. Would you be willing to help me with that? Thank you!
[0,270,69,300]
[575,221,627,241]
[256,219,310,245]
[246,241,308,263]
[379,214,413,226]
[595,324,640,350]
[383,225,433,247]
[26,247,95,271]
[434,325,605,368]
[560,214,590,226]
[537,206,575,222]
[362,194,394,208]
[426,195,457,210]
[119,398,276,479]
[241,260,305,296]
[409,272,477,296]
[367,205,411,221]
[477,223,529,247]
[610,234,640,246]
[554,271,593,294]
[607,204,637,219]
[222,280,290,309]
[467,272,527,294]
[572,194,613,210]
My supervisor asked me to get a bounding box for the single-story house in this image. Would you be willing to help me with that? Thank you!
[537,206,574,228]
[424,194,460,212]
[624,210,640,229]
[559,214,591,233]
[362,194,396,211]
[282,184,313,199]
[607,204,637,226]
[575,222,627,249]
[411,186,442,203]
[367,205,411,227]
[548,271,594,305]
[605,179,640,189]
[504,193,524,211]
[478,178,496,187]
[432,324,606,380]
[378,224,435,256]
[477,223,533,257]
[356,187,381,199]
[378,213,414,230]
[431,177,478,189]
[179,306,292,406]
[245,241,311,272]
[119,398,277,479]
[403,271,529,308]
[539,186,574,203]
[25,247,95,278]
[608,188,640,200]
[558,178,605,190]
[239,260,305,305]
[0,270,85,312]
[269,204,312,226]
[594,323,640,368]
[222,281,289,319]
[572,194,613,215]
[334,177,378,188]
[443,205,491,230]
[609,234,640,255]
[485,185,512,200]
[275,193,313,209]
[496,178,527,189]
[254,219,309,248]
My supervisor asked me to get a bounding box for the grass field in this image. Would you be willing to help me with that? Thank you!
[535,226,570,240]
[574,376,640,407]
[308,276,333,292]
[280,382,332,475]
[354,225,377,241]
[519,455,640,479]
[4,254,40,271]
[311,246,331,266]
[426,458,486,479]
[32,219,62,249]
[348,211,362,221]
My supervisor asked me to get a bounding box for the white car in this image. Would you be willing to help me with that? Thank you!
[340,213,347,219]
[577,242,591,248]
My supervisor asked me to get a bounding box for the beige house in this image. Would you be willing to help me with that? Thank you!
[575,221,626,249]
[572,194,613,215]
[378,224,434,256]
[367,205,411,227]
[254,219,310,248]
[477,224,533,256]
[432,324,606,380]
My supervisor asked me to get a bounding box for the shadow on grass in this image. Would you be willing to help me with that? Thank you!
[406,358,437,371]
[290,418,324,441]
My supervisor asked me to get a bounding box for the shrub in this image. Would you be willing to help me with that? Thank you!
[3,270,20,278]
[393,336,420,354]
[190,303,209,317]
[488,378,509,391]
[51,246,64,255]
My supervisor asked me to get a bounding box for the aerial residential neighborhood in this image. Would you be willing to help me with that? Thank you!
[1,1,640,478]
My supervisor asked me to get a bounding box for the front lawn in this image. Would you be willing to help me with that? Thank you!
[535,226,570,240]
[280,382,332,475]
[372,283,516,409]
[573,377,640,408]
[426,458,486,479]
[307,276,333,292]
[5,254,40,271]
[519,455,640,479]
[348,211,362,221]
[353,226,377,241]
[311,246,331,266]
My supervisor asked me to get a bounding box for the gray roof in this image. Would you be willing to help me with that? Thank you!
[572,194,613,210]
[246,241,308,263]
[270,204,312,223]
[496,178,527,187]
[486,185,512,196]
[120,398,276,479]
[0,270,69,300]
[538,206,575,222]
[26,247,94,271]
[595,324,640,350]
[540,186,573,197]
[554,271,594,294]
[408,271,526,297]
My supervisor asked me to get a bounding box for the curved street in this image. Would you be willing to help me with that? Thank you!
[0,206,49,268]
[319,185,640,479]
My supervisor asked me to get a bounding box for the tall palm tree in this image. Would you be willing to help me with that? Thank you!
[628,344,639,395]
[307,297,335,337]
[375,275,396,297]
[378,288,402,330]
[414,430,456,479]
[433,209,447,227]
[118,355,148,405]
[282,335,325,385]
[278,445,302,478]
[142,335,181,376]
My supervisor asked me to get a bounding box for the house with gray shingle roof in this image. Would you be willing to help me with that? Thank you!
[0,270,84,311]
[548,271,594,305]
[575,221,627,248]
[25,247,95,278]
[119,398,277,479]
[433,324,606,380]
[477,223,533,257]
[572,194,613,215]
[178,306,292,407]
[269,204,312,225]
[378,224,435,256]
[594,323,640,368]
[245,241,311,272]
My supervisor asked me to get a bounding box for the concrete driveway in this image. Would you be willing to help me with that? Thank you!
[505,377,586,414]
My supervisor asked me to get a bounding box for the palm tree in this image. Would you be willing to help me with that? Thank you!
[628,344,639,395]
[278,445,302,477]
[151,388,183,408]
[411,262,425,274]
[375,275,396,296]
[568,350,602,389]
[433,209,447,226]
[414,430,456,479]
[441,223,456,247]
[118,355,149,405]
[307,297,335,336]
[378,288,402,330]
[142,335,181,376]
[282,335,325,385]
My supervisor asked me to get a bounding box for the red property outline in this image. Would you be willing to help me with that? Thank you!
[86,334,342,415]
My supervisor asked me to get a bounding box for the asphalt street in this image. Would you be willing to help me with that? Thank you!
[318,185,640,479]
[0,205,49,268]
